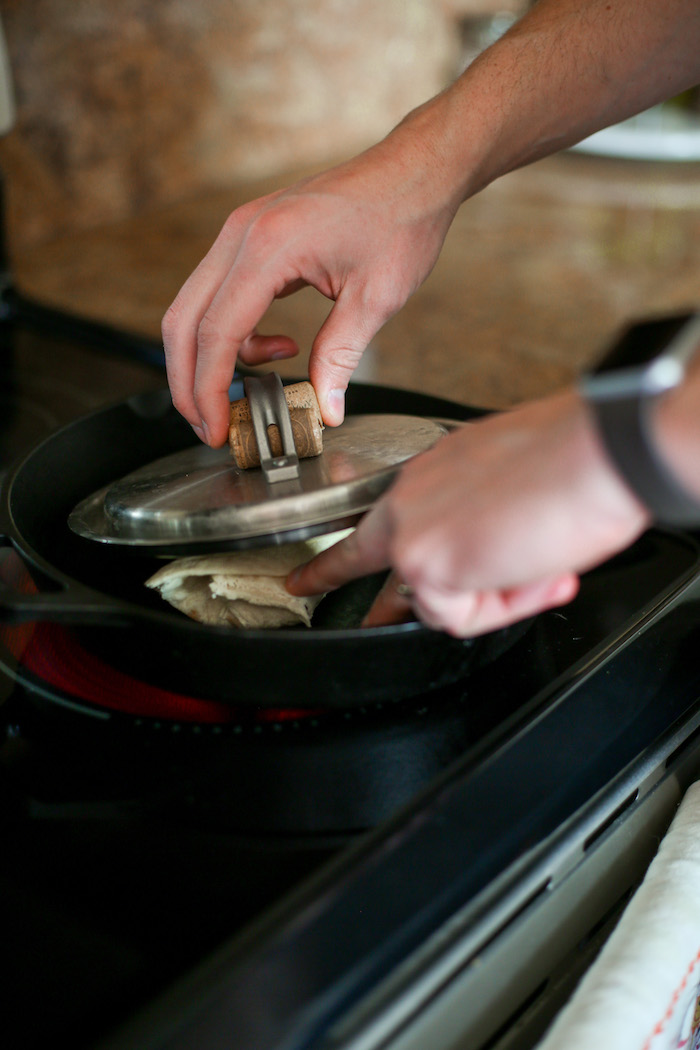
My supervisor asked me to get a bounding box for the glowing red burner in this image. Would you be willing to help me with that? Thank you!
[0,551,315,724]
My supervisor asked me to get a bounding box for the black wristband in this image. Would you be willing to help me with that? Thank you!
[581,311,700,529]
[585,391,700,527]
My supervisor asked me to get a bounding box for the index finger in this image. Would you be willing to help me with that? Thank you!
[190,255,285,445]
[163,195,288,441]
[287,502,393,596]
[162,207,258,433]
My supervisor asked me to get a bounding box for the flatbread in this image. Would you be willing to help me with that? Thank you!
[145,531,349,629]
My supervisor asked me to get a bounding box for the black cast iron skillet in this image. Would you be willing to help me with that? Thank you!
[0,381,526,707]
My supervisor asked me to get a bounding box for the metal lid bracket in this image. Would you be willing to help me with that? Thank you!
[243,374,301,483]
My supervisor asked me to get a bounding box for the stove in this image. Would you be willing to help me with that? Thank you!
[3,289,700,1050]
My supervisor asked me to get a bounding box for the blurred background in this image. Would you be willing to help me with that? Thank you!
[0,0,698,408]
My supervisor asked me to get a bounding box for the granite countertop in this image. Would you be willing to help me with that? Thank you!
[10,151,700,411]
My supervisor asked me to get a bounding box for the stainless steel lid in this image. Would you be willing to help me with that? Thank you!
[68,414,448,551]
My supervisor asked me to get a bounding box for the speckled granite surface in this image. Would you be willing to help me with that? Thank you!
[9,151,700,411]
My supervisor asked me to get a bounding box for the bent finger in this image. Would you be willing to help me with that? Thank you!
[192,258,296,446]
[287,503,393,596]
[413,573,580,638]
[163,204,267,432]
[361,573,416,628]
[237,331,299,366]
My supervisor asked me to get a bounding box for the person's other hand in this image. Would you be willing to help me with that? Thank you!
[286,389,651,636]
[162,119,460,447]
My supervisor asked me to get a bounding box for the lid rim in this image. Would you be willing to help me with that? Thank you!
[68,415,449,549]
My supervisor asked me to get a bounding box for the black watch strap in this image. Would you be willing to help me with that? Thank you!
[587,393,700,528]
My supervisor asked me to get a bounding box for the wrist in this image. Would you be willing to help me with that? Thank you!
[654,355,700,507]
[379,93,475,215]
[567,390,653,534]
[387,77,510,206]
[391,0,700,208]
[580,313,700,528]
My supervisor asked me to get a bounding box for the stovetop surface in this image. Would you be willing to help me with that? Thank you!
[3,306,700,1050]
[0,305,167,466]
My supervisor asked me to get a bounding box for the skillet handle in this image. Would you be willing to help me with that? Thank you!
[0,537,134,627]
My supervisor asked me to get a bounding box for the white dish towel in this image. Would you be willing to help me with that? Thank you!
[536,780,700,1050]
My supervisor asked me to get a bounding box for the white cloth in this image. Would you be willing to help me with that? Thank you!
[536,780,700,1050]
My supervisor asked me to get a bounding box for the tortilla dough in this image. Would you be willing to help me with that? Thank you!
[145,531,348,629]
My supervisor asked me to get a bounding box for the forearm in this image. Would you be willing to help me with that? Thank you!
[384,0,700,207]
[163,0,700,446]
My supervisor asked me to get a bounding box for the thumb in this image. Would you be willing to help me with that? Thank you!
[308,291,384,426]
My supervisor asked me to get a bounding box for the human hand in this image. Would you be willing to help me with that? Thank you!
[162,118,461,447]
[286,389,651,636]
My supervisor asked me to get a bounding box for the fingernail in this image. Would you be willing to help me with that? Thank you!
[192,424,206,442]
[201,420,211,445]
[326,388,345,426]
[271,349,294,360]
